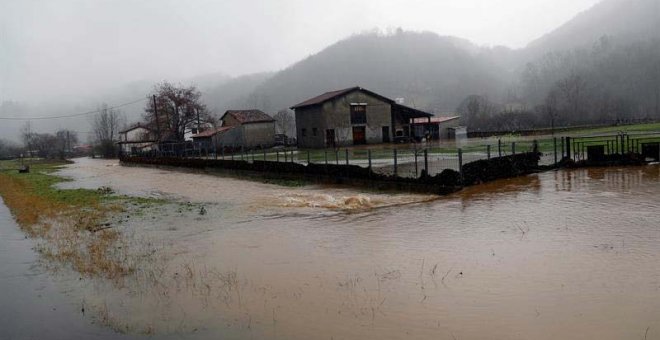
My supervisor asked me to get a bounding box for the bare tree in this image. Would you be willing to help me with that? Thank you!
[92,104,123,158]
[556,71,588,122]
[0,139,21,159]
[273,109,295,136]
[55,129,78,158]
[144,82,215,141]
[20,122,33,157]
[543,90,560,134]
[30,133,59,159]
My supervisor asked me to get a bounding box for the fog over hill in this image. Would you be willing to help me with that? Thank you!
[1,0,658,141]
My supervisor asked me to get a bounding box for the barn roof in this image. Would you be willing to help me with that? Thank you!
[392,103,433,120]
[411,116,460,124]
[191,126,235,139]
[221,110,275,124]
[290,86,396,110]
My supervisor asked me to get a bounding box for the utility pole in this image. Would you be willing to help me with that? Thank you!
[153,95,161,141]
[196,107,201,133]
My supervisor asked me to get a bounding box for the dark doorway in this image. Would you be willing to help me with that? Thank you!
[325,129,336,147]
[352,126,366,145]
[382,126,390,143]
[642,142,660,161]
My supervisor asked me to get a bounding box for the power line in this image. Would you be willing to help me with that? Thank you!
[0,97,147,121]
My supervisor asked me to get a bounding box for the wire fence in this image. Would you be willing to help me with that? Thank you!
[121,132,660,181]
[121,137,559,180]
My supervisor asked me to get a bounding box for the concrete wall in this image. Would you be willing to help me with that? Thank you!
[214,128,243,148]
[295,90,392,149]
[295,106,324,148]
[242,122,275,148]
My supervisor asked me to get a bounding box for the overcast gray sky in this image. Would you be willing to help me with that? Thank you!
[1,0,601,102]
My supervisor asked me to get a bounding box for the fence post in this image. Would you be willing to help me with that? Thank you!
[615,134,620,154]
[561,137,565,159]
[498,139,502,157]
[414,150,418,177]
[345,149,349,165]
[424,149,428,176]
[307,150,311,164]
[368,150,372,170]
[276,151,279,162]
[335,150,339,165]
[458,148,463,180]
[512,142,516,155]
[553,137,558,164]
[222,144,225,160]
[263,149,266,161]
[566,137,571,159]
[487,145,491,159]
[324,150,328,165]
[393,149,398,177]
[284,149,288,162]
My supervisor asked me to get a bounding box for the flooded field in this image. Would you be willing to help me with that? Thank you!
[3,158,660,339]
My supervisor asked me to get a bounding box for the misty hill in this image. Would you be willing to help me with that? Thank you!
[514,0,660,129]
[526,0,659,56]
[201,72,274,115]
[230,31,513,114]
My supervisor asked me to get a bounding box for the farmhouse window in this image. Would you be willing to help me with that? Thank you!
[350,104,367,125]
[312,128,318,136]
[301,128,307,137]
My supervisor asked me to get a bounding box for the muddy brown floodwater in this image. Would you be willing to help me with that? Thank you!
[4,158,660,339]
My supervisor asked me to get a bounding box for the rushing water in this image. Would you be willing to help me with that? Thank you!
[4,158,660,339]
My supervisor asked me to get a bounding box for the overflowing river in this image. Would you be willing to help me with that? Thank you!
[3,158,660,339]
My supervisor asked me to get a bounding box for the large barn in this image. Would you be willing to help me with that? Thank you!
[290,87,433,148]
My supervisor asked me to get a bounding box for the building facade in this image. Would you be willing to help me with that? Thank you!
[290,87,432,148]
[117,124,156,154]
[219,110,276,149]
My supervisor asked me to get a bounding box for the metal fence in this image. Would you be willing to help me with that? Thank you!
[569,132,660,162]
[122,137,559,180]
[122,132,660,180]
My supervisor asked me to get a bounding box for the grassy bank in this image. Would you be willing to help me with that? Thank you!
[0,159,161,281]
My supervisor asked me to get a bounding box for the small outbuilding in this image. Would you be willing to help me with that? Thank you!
[117,123,157,155]
[410,116,461,140]
[191,126,240,151]
[219,110,276,149]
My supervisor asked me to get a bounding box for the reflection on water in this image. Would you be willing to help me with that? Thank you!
[555,166,660,193]
[0,198,137,340]
[5,158,660,339]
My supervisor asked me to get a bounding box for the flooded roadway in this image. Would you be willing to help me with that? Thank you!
[3,158,660,339]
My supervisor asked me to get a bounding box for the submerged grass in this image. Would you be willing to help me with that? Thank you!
[0,159,163,281]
